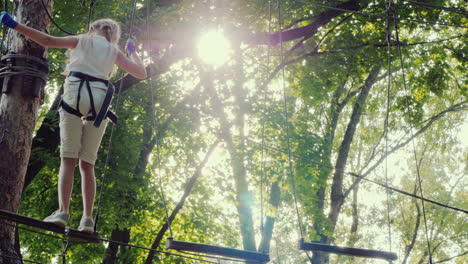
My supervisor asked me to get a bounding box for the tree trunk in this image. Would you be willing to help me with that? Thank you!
[0,0,52,263]
[23,90,61,189]
[312,66,381,264]
[258,179,281,253]
[200,68,257,253]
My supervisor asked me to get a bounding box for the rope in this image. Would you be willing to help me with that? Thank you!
[246,138,468,215]
[39,0,76,35]
[176,250,256,263]
[289,0,468,29]
[259,0,274,238]
[60,238,70,264]
[400,0,468,16]
[390,3,433,263]
[384,1,393,258]
[277,0,304,239]
[145,0,173,238]
[3,220,220,263]
[0,54,49,82]
[93,0,139,233]
[276,1,313,263]
[87,0,97,30]
[3,255,46,264]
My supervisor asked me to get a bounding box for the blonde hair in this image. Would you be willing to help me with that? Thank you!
[88,18,121,44]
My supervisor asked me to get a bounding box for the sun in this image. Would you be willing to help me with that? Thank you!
[197,29,231,67]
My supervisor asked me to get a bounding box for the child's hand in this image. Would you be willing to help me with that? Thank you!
[0,11,18,29]
[125,39,136,55]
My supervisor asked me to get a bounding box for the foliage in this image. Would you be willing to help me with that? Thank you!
[13,0,467,263]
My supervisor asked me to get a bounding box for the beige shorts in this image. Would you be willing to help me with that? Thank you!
[59,76,109,165]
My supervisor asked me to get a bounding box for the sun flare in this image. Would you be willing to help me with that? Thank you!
[197,29,231,66]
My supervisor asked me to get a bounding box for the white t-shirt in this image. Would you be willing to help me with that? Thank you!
[65,34,118,82]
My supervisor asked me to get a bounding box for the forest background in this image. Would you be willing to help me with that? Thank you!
[1,0,466,263]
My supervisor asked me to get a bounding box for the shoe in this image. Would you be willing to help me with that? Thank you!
[43,210,69,227]
[78,217,94,233]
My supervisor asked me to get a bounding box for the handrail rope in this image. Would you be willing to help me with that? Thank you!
[3,255,46,264]
[246,138,468,215]
[97,237,219,263]
[3,220,64,240]
[3,220,220,264]
[384,1,393,257]
[391,3,433,263]
[93,0,139,233]
[39,0,76,35]
[176,250,255,263]
[145,0,173,238]
[276,2,313,263]
[289,0,468,28]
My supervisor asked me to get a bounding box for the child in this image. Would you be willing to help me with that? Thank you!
[1,12,147,233]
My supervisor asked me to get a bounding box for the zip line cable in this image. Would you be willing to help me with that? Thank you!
[290,0,468,28]
[390,3,433,263]
[246,138,468,215]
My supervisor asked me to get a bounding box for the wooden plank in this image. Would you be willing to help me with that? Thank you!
[166,238,270,262]
[0,209,100,243]
[299,239,397,261]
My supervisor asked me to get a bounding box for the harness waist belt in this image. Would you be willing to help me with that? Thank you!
[69,71,110,85]
[60,71,117,127]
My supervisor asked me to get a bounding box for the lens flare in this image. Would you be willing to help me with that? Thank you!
[197,29,231,66]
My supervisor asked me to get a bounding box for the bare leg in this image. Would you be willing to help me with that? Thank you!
[79,160,96,219]
[58,157,78,214]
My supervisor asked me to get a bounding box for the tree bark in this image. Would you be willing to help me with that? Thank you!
[402,195,421,264]
[23,90,62,189]
[200,68,257,253]
[0,0,52,263]
[312,66,381,264]
[258,179,281,253]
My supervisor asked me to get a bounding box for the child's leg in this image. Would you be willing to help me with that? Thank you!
[78,86,108,221]
[58,157,78,214]
[79,160,95,219]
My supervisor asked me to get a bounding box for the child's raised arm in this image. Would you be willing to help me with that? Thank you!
[1,11,78,49]
[115,39,147,80]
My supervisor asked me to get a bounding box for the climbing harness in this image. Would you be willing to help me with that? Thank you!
[59,71,117,127]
